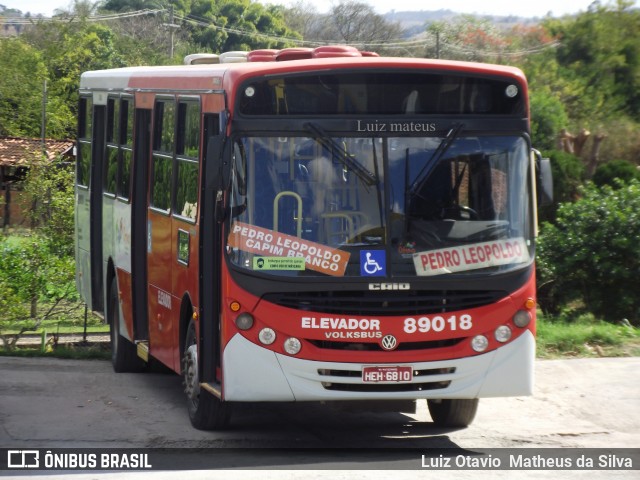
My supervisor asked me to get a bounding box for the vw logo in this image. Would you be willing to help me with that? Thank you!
[381,334,398,351]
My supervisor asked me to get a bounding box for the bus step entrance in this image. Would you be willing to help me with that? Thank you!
[136,341,149,362]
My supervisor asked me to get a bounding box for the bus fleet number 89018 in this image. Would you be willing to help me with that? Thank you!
[403,314,473,334]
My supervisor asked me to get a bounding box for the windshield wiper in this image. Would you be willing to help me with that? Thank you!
[409,123,464,197]
[303,122,378,187]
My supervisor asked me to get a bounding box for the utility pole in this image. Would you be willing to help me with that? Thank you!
[41,79,47,151]
[164,6,180,59]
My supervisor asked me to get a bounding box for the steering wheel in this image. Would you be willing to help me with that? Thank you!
[442,205,479,220]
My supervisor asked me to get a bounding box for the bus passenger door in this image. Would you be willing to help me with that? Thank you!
[171,99,202,372]
[130,107,151,343]
[89,97,106,313]
[199,108,225,386]
[75,96,93,311]
[147,97,176,369]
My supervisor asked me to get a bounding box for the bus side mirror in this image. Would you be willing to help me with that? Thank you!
[534,150,553,207]
[206,135,222,182]
[204,135,230,223]
[204,110,231,188]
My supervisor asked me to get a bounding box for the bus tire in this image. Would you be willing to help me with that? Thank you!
[108,278,144,373]
[427,398,479,428]
[183,320,231,430]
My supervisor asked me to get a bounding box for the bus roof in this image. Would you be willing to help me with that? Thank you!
[79,55,527,93]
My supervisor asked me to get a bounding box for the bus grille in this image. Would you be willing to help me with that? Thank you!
[262,290,507,316]
[308,338,463,352]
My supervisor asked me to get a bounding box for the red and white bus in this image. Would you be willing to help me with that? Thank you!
[76,46,551,430]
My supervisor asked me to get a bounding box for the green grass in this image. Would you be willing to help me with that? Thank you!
[1,304,109,336]
[21,323,110,335]
[0,343,111,360]
[536,313,640,358]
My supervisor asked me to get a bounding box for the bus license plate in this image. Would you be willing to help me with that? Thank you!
[362,366,413,383]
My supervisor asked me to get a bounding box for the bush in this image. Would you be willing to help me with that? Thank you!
[0,234,78,350]
[592,159,640,188]
[537,180,640,324]
[530,91,569,151]
[538,149,585,224]
[23,159,75,257]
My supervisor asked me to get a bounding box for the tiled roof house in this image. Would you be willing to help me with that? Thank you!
[0,137,74,228]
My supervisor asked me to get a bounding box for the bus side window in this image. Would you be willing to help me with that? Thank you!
[151,98,176,213]
[104,97,118,195]
[77,96,92,187]
[117,97,133,200]
[175,101,200,221]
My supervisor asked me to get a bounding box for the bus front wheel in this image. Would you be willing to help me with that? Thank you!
[427,398,479,428]
[183,320,231,430]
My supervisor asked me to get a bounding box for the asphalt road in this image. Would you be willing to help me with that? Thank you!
[0,356,638,478]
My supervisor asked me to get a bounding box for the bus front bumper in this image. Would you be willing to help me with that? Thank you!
[222,330,535,402]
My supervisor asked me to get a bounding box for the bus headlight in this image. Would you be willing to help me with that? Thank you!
[513,310,532,328]
[258,328,276,345]
[495,325,512,343]
[471,335,489,352]
[235,312,254,330]
[283,337,302,355]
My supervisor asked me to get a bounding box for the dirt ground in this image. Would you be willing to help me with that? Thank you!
[0,356,638,478]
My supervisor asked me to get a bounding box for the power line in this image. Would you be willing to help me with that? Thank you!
[0,9,163,25]
[0,7,562,58]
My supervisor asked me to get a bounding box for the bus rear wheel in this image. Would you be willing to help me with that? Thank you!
[183,320,231,430]
[108,278,144,373]
[427,398,479,428]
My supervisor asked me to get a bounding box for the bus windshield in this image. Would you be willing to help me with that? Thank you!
[226,134,533,278]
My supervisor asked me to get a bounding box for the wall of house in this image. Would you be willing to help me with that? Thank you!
[1,187,32,228]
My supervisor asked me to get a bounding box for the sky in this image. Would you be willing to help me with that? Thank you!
[2,0,638,18]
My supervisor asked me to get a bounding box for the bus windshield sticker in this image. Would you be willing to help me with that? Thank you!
[360,250,386,277]
[253,257,305,271]
[228,221,350,276]
[413,238,530,276]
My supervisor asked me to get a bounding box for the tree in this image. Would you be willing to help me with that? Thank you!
[530,90,569,151]
[185,0,229,53]
[537,180,640,324]
[214,0,298,51]
[282,0,402,53]
[424,16,553,62]
[280,0,321,42]
[101,0,164,12]
[108,9,183,65]
[23,21,126,138]
[103,0,301,54]
[24,157,76,257]
[53,0,101,18]
[0,155,79,350]
[0,235,78,350]
[330,0,402,47]
[0,38,48,137]
[544,1,640,122]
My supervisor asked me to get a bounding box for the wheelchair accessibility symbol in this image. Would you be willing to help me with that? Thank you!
[360,250,386,277]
